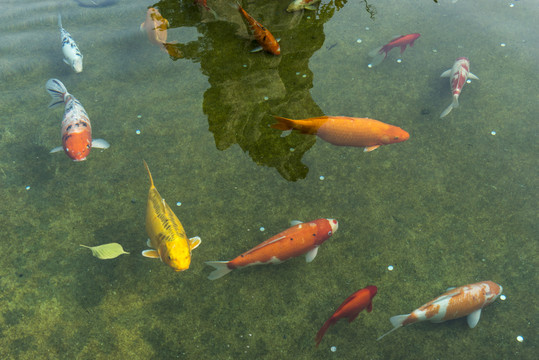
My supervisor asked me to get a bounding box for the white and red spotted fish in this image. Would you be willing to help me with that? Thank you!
[377,281,502,340]
[58,14,83,73]
[440,57,479,118]
[46,78,109,161]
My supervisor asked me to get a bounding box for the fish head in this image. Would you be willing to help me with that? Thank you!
[326,218,339,235]
[484,281,503,303]
[72,58,83,73]
[63,133,92,161]
[380,126,410,145]
[366,285,378,297]
[159,241,191,272]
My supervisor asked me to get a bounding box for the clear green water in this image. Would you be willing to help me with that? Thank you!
[0,0,537,359]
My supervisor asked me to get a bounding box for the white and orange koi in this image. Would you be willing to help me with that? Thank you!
[46,78,109,161]
[237,3,280,55]
[378,281,503,340]
[287,0,320,12]
[140,7,183,59]
[440,57,479,118]
[58,14,83,73]
[206,219,338,280]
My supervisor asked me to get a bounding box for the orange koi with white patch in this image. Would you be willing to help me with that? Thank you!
[46,78,109,161]
[237,4,280,55]
[378,281,503,340]
[205,219,338,280]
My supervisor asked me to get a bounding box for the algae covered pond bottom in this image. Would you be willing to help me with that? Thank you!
[0,0,537,359]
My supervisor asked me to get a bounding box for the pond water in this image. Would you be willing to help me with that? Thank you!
[0,0,536,359]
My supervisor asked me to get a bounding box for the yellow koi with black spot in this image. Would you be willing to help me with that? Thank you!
[142,160,201,271]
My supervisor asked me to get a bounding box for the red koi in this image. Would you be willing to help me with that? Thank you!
[237,4,280,55]
[369,33,420,66]
[205,219,338,280]
[315,286,378,347]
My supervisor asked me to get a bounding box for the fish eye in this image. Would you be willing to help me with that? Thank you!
[86,145,90,149]
[394,136,399,140]
[328,231,332,236]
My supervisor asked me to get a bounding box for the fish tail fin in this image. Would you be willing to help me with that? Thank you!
[440,95,459,118]
[45,78,67,108]
[315,318,335,347]
[368,46,386,67]
[368,46,383,58]
[143,160,155,188]
[205,261,232,280]
[58,13,62,28]
[377,314,408,341]
[271,116,295,131]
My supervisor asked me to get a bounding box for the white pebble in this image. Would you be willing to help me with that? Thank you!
[516,335,524,342]
[176,202,182,206]
[509,3,515,8]
[500,294,506,300]
[331,346,337,352]
[466,79,472,84]
[365,27,370,30]
[306,16,311,19]
[491,131,496,136]
[319,176,325,180]
[396,59,402,63]
[367,64,373,68]
[243,64,247,68]
[356,39,362,43]
[296,72,300,75]
[302,74,307,78]
[387,265,394,271]
[25,186,31,190]
[263,96,269,101]
[289,147,295,152]
[136,129,141,135]
[260,227,265,232]
[432,49,438,53]
[500,43,506,47]
[137,114,142,119]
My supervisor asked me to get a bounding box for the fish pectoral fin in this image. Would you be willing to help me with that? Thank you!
[467,309,482,328]
[304,5,318,10]
[146,238,152,247]
[63,58,69,65]
[142,249,160,259]
[189,236,202,250]
[91,139,110,149]
[364,145,380,152]
[440,69,452,77]
[468,72,479,80]
[305,247,319,263]
[50,146,64,154]
[250,45,263,53]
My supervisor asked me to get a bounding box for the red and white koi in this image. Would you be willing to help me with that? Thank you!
[205,219,338,280]
[287,0,321,12]
[440,57,479,118]
[377,281,503,340]
[58,14,83,73]
[46,78,109,161]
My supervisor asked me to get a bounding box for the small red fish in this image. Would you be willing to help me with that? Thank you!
[194,0,210,10]
[440,57,479,118]
[237,4,280,55]
[315,286,378,347]
[369,33,420,66]
[272,116,409,152]
[205,219,338,280]
[46,78,109,161]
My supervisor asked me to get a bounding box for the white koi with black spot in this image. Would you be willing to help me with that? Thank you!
[58,14,83,73]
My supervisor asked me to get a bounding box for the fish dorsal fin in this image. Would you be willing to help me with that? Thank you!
[467,309,482,328]
[290,220,303,226]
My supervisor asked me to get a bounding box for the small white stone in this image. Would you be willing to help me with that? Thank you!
[319,176,325,180]
[368,64,373,68]
[365,27,370,30]
[516,335,524,342]
[289,148,295,152]
[260,227,265,232]
[136,129,141,135]
[302,74,307,78]
[491,131,496,136]
[396,59,402,63]
[263,96,269,101]
[500,43,506,47]
[243,64,247,68]
[306,16,311,19]
[432,49,438,53]
[25,186,31,190]
[356,39,362,43]
[296,72,300,75]
[137,114,142,119]
[176,202,182,206]
[509,3,515,8]
[466,79,472,84]
[500,294,506,301]
[330,346,337,352]
[388,265,394,271]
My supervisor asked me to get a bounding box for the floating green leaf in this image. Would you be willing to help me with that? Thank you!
[80,243,130,259]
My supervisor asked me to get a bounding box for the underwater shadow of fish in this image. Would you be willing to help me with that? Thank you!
[74,0,119,8]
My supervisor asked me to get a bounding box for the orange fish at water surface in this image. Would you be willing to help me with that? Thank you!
[237,4,280,55]
[315,286,378,347]
[205,219,338,280]
[140,7,183,59]
[377,281,503,340]
[272,116,409,152]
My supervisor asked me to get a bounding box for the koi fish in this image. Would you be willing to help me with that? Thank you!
[377,281,503,340]
[46,78,109,161]
[58,14,83,73]
[368,33,420,66]
[272,116,409,152]
[287,0,321,12]
[237,4,280,55]
[194,0,210,10]
[440,57,479,118]
[142,161,201,272]
[206,218,338,280]
[140,7,183,59]
[315,286,378,347]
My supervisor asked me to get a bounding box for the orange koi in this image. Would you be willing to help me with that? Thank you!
[237,4,280,55]
[272,116,409,152]
[315,286,377,347]
[205,219,338,280]
[378,281,503,340]
[140,7,183,59]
